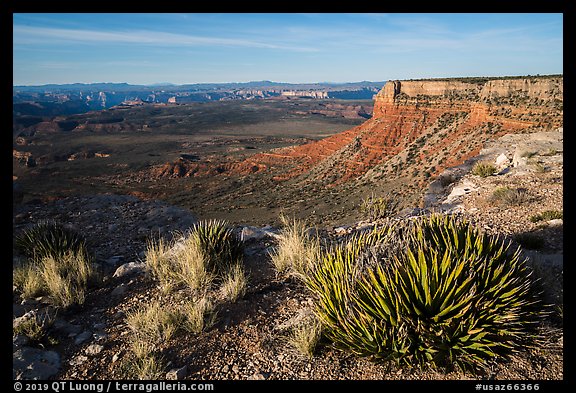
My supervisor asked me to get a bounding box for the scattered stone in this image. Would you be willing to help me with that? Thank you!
[334,225,349,235]
[248,372,267,380]
[53,319,83,335]
[397,207,426,218]
[166,365,188,380]
[112,352,122,363]
[105,255,124,266]
[13,303,27,318]
[13,347,60,380]
[20,298,38,306]
[547,219,563,227]
[69,355,89,366]
[232,365,240,373]
[111,284,127,297]
[85,344,104,356]
[93,332,108,342]
[113,311,126,320]
[13,310,37,330]
[13,335,30,348]
[512,150,528,168]
[74,331,92,345]
[240,226,279,241]
[113,262,146,279]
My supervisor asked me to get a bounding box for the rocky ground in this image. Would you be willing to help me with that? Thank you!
[12,129,563,382]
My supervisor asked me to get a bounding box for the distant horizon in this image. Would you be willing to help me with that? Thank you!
[12,73,564,89]
[12,79,387,88]
[13,13,562,86]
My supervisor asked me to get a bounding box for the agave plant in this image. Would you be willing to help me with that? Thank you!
[14,221,89,261]
[189,220,244,276]
[306,214,543,370]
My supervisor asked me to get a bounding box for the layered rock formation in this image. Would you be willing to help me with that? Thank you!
[231,76,562,189]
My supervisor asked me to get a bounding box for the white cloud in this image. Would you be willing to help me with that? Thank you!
[13,25,318,52]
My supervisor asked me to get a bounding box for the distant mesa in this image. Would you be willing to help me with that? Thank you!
[13,81,383,117]
[280,90,328,99]
[228,75,562,190]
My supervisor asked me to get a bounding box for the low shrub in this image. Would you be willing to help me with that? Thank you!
[471,162,498,178]
[359,193,399,221]
[530,210,563,223]
[490,187,530,206]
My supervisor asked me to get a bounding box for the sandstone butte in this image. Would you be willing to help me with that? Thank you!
[155,76,563,189]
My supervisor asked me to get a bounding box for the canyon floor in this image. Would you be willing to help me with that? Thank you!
[13,99,372,227]
[12,128,563,382]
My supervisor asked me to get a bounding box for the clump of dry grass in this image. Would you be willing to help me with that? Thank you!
[287,317,322,359]
[175,236,215,291]
[145,221,246,295]
[123,300,183,379]
[13,250,97,308]
[126,301,183,343]
[180,295,218,334]
[359,192,399,221]
[490,186,531,206]
[126,222,248,378]
[144,237,175,293]
[145,235,214,294]
[530,210,563,223]
[13,311,56,343]
[13,263,44,299]
[122,340,167,380]
[269,215,321,280]
[220,263,247,302]
[471,161,498,177]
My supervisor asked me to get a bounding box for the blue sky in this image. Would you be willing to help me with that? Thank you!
[13,13,563,86]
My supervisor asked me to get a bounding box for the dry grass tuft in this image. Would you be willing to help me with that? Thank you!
[471,161,498,177]
[287,317,322,359]
[270,215,321,280]
[490,186,531,206]
[126,301,182,343]
[219,263,247,302]
[180,295,217,334]
[13,250,96,308]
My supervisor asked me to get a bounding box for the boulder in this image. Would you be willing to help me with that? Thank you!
[166,365,188,380]
[240,226,280,241]
[74,330,92,345]
[13,347,60,380]
[113,262,146,279]
[85,344,104,356]
[110,283,127,297]
[495,153,510,168]
[512,150,529,167]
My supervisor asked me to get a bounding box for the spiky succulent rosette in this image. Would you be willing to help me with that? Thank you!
[306,214,543,370]
[14,221,89,261]
[189,219,244,275]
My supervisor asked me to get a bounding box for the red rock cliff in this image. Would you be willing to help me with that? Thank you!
[229,76,562,187]
[149,76,561,190]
